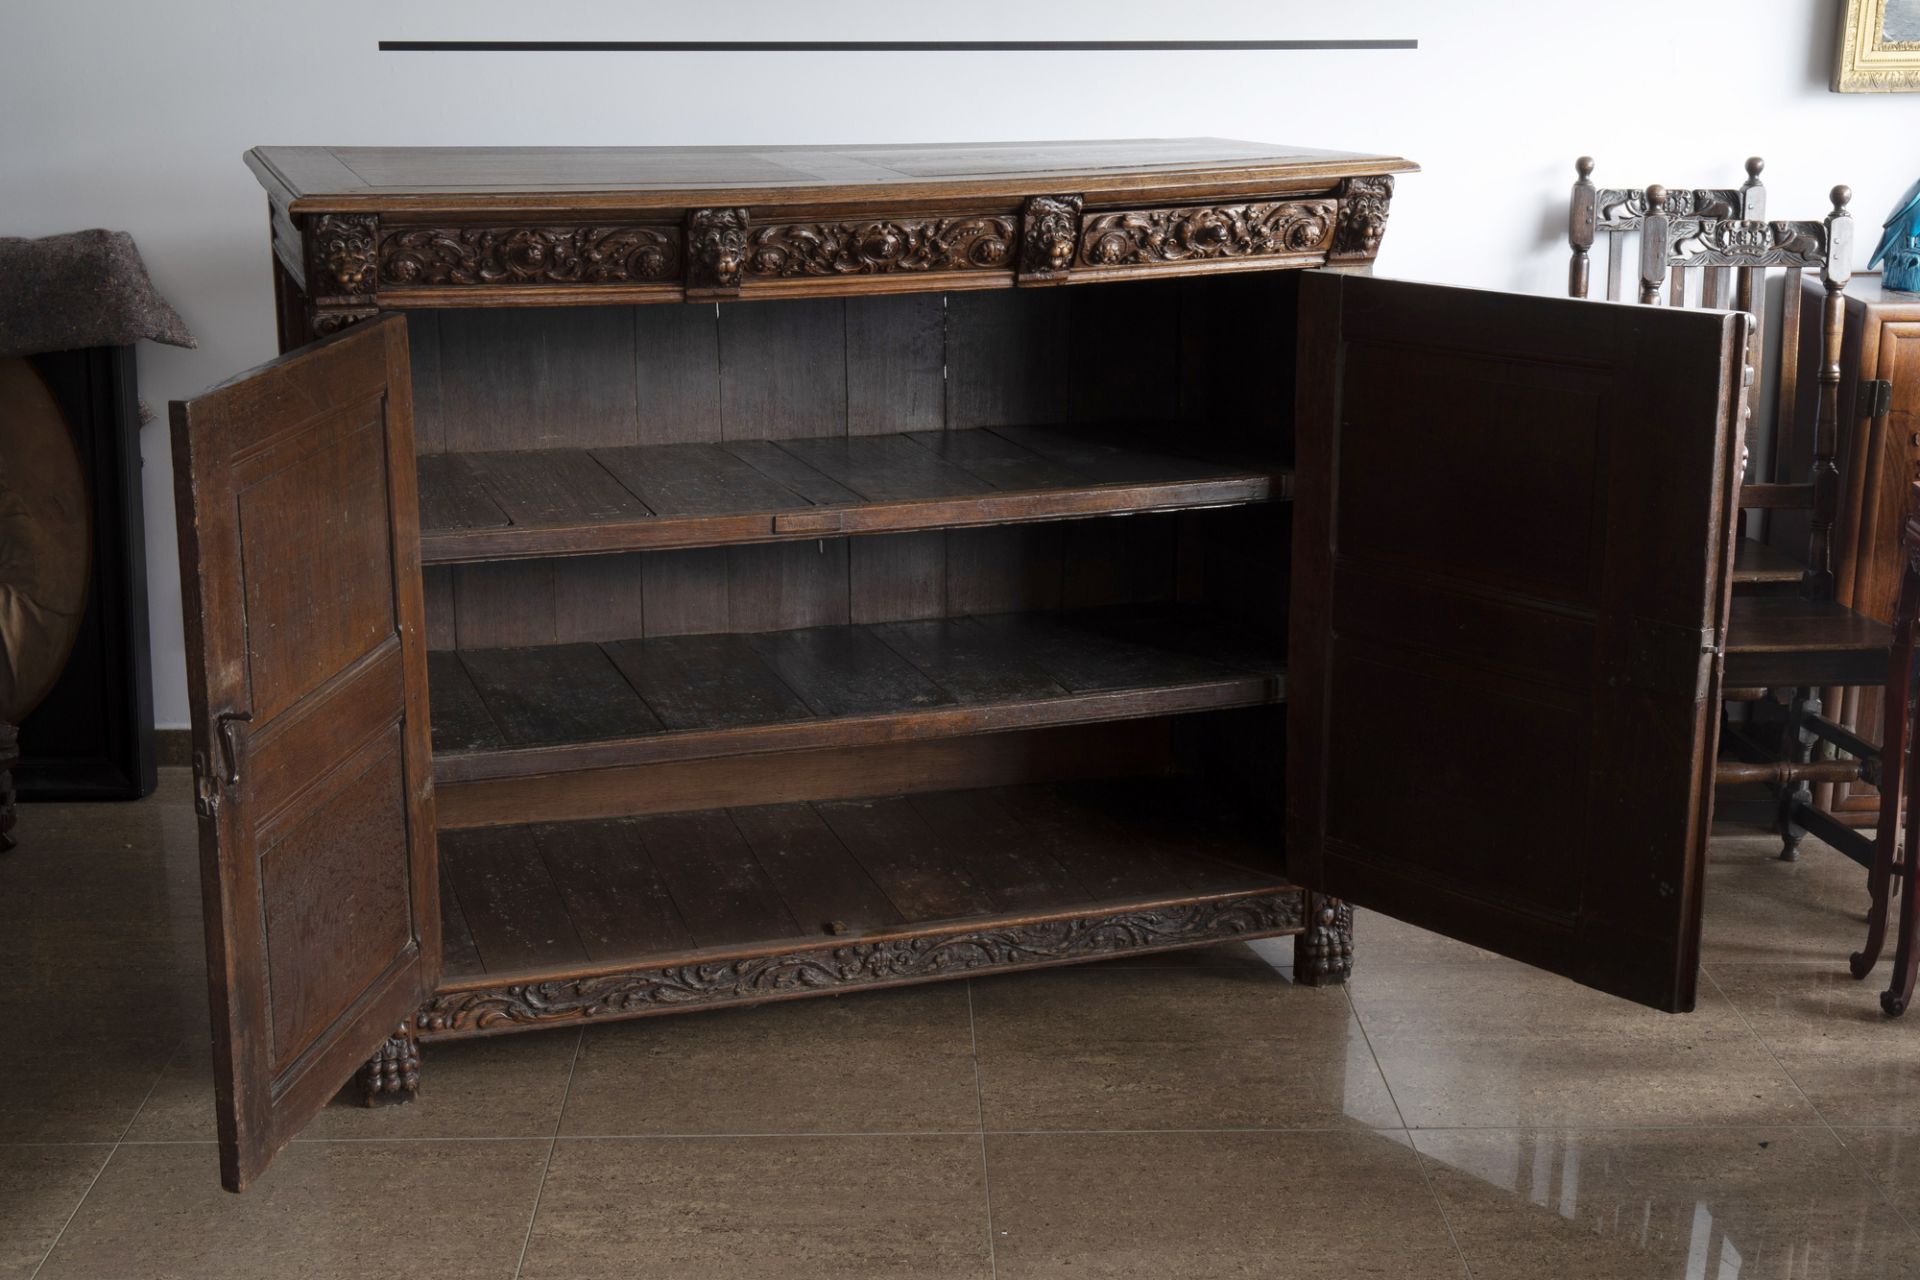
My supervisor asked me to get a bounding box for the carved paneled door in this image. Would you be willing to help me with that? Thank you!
[1290,274,1749,1012]
[171,315,439,1191]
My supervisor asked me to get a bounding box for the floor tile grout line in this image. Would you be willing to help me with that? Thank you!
[1342,983,1472,1279]
[28,1034,181,1280]
[1339,981,1411,1131]
[1700,965,1920,1242]
[512,1026,584,1280]
[966,981,999,1280]
[96,1117,1915,1142]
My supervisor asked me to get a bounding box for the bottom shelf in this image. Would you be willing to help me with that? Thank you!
[420,776,1300,1038]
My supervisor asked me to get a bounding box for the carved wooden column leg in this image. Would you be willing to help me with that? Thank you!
[1294,893,1354,986]
[359,1020,420,1106]
[0,722,17,853]
[1778,688,1819,862]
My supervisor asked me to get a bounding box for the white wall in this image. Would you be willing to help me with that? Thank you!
[3,0,1915,727]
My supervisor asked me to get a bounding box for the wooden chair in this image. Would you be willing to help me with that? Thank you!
[1571,160,1891,866]
[1570,158,1805,590]
[1852,482,1920,1014]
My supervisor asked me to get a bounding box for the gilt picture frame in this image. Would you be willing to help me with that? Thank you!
[1835,0,1920,91]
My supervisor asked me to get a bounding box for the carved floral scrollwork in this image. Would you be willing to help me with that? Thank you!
[1595,187,1741,227]
[307,214,378,297]
[416,893,1302,1035]
[1666,218,1827,269]
[310,308,378,336]
[1078,199,1335,268]
[745,216,1015,278]
[1019,194,1084,281]
[688,207,750,292]
[378,225,679,287]
[1331,176,1395,260]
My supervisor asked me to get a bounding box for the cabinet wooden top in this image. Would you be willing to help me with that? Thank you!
[246,139,1417,213]
[261,139,1416,317]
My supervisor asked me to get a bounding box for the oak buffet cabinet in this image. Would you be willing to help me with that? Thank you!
[1785,276,1920,822]
[171,141,1749,1190]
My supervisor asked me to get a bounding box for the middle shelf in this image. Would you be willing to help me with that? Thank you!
[416,424,1291,563]
[428,604,1286,783]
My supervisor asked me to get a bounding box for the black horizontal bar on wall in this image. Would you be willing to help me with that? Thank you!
[379,39,1417,52]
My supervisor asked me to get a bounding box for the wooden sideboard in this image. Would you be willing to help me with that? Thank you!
[1777,276,1920,821]
[170,141,1750,1190]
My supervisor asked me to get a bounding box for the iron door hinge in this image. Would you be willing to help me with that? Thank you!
[1866,378,1894,420]
[192,750,220,818]
[1624,620,1720,699]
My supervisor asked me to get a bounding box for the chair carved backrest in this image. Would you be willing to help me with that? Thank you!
[1570,158,1854,602]
[1569,155,1767,305]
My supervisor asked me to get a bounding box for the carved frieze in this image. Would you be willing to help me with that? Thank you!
[379,225,679,287]
[1078,199,1335,268]
[1595,187,1741,227]
[688,207,750,293]
[305,213,378,298]
[745,216,1015,278]
[1330,176,1395,260]
[416,892,1302,1035]
[1666,218,1828,269]
[1018,194,1084,282]
[310,308,378,337]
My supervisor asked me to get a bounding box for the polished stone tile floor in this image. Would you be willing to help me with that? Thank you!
[6,770,1920,1277]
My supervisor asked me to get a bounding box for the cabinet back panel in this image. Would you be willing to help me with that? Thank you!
[433,518,1192,649]
[437,718,1177,828]
[407,274,1298,455]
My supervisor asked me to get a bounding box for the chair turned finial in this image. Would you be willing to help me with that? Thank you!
[1833,184,1854,212]
[1746,156,1765,180]
[1638,187,1670,305]
[1569,158,1598,298]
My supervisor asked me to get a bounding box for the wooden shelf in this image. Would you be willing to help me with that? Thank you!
[428,605,1285,784]
[434,776,1292,989]
[417,425,1290,564]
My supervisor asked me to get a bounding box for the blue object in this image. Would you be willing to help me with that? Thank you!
[1870,177,1920,293]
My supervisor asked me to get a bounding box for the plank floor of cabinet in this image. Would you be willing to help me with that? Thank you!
[428,604,1286,783]
[433,775,1292,994]
[416,424,1290,563]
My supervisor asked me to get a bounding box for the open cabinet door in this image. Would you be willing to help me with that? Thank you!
[1290,274,1747,1012]
[171,314,437,1190]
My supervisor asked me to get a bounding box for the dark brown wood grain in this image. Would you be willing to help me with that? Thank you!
[422,775,1293,993]
[1289,273,1747,1014]
[173,138,1813,1188]
[428,606,1284,783]
[169,315,437,1192]
[414,426,1287,563]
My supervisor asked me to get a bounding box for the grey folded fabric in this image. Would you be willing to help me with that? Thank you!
[0,228,195,357]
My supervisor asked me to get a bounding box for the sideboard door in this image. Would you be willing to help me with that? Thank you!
[1290,273,1748,1013]
[170,314,438,1191]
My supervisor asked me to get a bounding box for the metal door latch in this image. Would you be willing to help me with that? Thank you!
[193,710,254,818]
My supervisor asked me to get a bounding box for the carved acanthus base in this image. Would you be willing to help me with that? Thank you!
[417,890,1303,1037]
[1294,893,1354,986]
[359,1021,420,1106]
